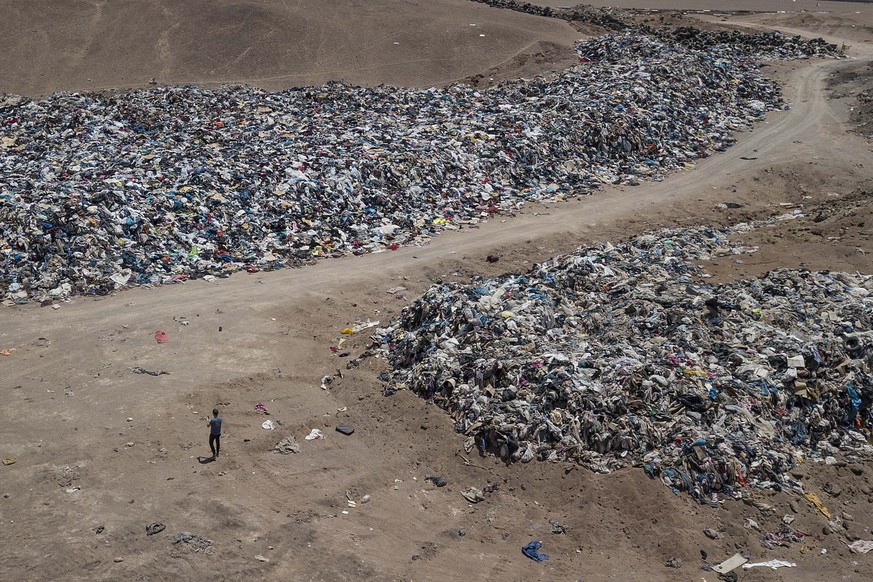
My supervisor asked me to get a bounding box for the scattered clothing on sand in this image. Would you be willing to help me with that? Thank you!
[173,532,212,549]
[274,436,300,454]
[522,540,549,562]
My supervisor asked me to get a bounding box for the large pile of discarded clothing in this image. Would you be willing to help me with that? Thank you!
[0,30,840,303]
[373,224,873,502]
[471,0,843,61]
[469,0,633,30]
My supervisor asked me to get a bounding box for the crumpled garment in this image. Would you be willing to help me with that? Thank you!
[146,522,165,536]
[173,531,212,549]
[849,540,873,554]
[460,487,484,503]
[742,560,796,570]
[273,436,300,454]
[803,492,831,519]
[522,540,550,562]
[761,526,806,549]
[703,528,723,540]
[425,475,447,487]
[131,366,169,376]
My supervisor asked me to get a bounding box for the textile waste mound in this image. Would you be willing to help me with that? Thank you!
[372,225,873,502]
[0,31,840,303]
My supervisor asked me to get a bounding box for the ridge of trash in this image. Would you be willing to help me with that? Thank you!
[471,0,844,58]
[469,0,636,31]
[1,31,840,304]
[370,222,873,503]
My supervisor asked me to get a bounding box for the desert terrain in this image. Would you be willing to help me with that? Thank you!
[3,1,873,581]
[0,0,583,96]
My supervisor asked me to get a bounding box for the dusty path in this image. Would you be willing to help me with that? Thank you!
[2,21,873,582]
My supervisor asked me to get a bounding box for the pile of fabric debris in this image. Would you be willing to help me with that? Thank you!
[1,30,839,303]
[372,223,873,502]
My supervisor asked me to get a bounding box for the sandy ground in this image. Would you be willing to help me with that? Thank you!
[0,0,583,96]
[3,2,873,582]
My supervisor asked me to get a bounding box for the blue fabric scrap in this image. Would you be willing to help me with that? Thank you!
[847,382,861,411]
[522,540,549,562]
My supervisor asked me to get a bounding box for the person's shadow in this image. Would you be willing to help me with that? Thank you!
[196,456,216,464]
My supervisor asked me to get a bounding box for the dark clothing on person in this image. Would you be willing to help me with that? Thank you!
[208,416,222,457]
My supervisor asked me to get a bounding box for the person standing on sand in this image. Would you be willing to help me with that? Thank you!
[207,408,222,459]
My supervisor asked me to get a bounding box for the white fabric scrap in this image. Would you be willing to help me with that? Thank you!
[305,428,324,440]
[849,540,873,554]
[742,560,796,570]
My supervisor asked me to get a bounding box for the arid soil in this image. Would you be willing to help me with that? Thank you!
[0,0,583,96]
[3,2,873,581]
